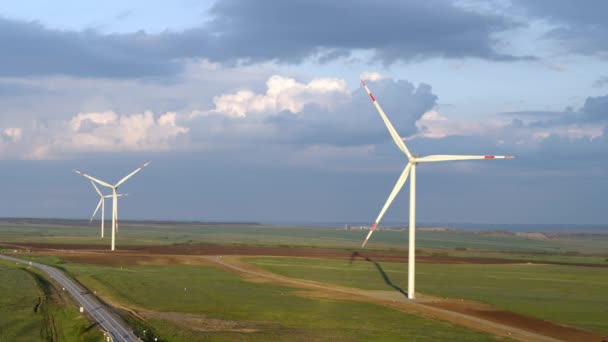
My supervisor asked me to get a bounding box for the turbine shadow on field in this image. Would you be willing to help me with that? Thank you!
[349,251,408,298]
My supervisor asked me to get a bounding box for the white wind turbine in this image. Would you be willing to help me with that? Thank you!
[360,80,512,299]
[75,162,150,251]
[89,181,127,239]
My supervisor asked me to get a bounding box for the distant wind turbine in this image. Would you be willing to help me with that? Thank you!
[89,181,127,239]
[75,162,150,251]
[360,80,513,299]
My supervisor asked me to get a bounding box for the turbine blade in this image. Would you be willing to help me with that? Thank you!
[362,163,412,248]
[115,162,150,187]
[415,155,514,163]
[75,170,113,188]
[361,80,412,159]
[91,198,103,222]
[91,181,103,196]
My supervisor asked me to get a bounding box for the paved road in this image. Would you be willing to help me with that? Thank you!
[0,254,140,342]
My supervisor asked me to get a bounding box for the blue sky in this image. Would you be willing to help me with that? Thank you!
[1,0,607,225]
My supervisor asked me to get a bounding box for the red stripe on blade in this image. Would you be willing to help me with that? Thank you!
[360,79,366,87]
[369,93,376,102]
[484,155,495,159]
[370,222,378,231]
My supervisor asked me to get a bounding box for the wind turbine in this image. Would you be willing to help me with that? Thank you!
[89,181,127,239]
[360,79,512,299]
[75,162,150,251]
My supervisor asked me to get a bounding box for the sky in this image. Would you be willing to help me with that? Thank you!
[1,0,608,225]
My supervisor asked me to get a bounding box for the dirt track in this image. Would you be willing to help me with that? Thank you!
[4,242,608,341]
[206,255,605,342]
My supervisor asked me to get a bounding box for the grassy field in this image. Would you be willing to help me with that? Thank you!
[2,220,608,340]
[1,219,608,255]
[25,258,499,341]
[0,259,103,341]
[247,257,608,334]
[430,249,608,264]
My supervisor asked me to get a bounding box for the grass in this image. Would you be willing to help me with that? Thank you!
[247,257,608,334]
[1,220,607,254]
[434,249,608,264]
[0,259,103,341]
[39,260,498,341]
[0,260,46,341]
[3,220,607,340]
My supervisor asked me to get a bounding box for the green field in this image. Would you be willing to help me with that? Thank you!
[30,259,498,341]
[2,220,608,340]
[2,219,608,256]
[247,257,608,334]
[0,259,103,341]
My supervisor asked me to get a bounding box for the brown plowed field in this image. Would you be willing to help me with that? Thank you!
[5,242,608,267]
[423,301,606,342]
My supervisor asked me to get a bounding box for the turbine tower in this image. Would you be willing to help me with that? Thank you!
[89,181,127,238]
[75,162,150,251]
[360,79,512,299]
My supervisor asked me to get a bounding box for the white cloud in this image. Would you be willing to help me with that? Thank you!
[415,110,506,139]
[209,75,350,117]
[359,71,386,82]
[70,111,118,131]
[68,111,189,153]
[1,127,23,142]
[1,111,189,159]
[529,125,603,140]
[415,110,604,145]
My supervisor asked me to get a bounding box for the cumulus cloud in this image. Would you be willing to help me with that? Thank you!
[0,75,439,161]
[360,72,386,82]
[1,127,23,142]
[186,75,437,154]
[208,75,350,117]
[0,111,189,159]
[69,112,118,131]
[67,111,189,152]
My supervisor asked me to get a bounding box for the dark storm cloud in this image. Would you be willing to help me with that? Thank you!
[515,0,608,56]
[0,0,529,78]
[500,94,608,128]
[0,17,185,78]
[580,95,608,122]
[205,0,530,64]
[545,95,608,124]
